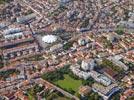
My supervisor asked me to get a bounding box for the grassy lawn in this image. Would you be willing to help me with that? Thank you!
[54,74,82,92]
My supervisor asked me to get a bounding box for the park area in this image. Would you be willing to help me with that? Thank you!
[54,74,82,93]
[41,65,94,95]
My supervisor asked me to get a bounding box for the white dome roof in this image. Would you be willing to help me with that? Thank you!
[42,35,57,43]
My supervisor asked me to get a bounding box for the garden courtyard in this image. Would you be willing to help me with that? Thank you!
[54,74,82,93]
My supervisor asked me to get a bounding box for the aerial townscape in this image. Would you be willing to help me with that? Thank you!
[0,0,134,100]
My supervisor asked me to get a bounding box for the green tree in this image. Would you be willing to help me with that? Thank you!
[115,26,124,35]
[88,92,102,100]
[111,93,121,100]
[41,70,64,82]
[68,88,75,95]
[47,93,59,100]
[82,77,94,86]
[63,42,73,50]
